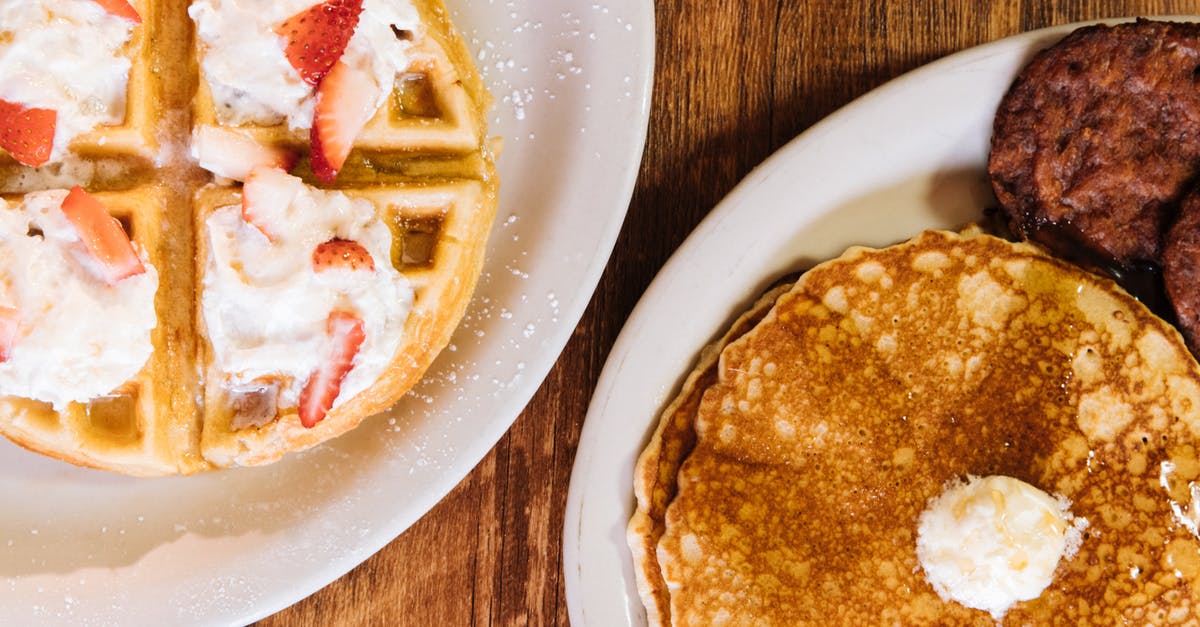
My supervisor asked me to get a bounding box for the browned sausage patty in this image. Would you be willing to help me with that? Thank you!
[989,20,1200,266]
[1165,188,1200,354]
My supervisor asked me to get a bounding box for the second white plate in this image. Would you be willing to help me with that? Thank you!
[562,20,1109,626]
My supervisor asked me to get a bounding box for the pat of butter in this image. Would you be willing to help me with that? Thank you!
[916,475,1087,618]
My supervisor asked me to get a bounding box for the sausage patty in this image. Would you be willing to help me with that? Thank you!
[1165,188,1200,354]
[989,20,1200,266]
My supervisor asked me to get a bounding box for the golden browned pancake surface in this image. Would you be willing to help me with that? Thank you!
[638,230,1200,625]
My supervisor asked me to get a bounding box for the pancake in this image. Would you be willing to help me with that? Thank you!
[632,230,1200,625]
[629,282,793,625]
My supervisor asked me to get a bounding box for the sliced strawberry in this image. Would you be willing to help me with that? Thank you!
[0,306,19,363]
[60,186,145,285]
[61,184,146,283]
[0,100,56,168]
[276,0,363,86]
[62,184,145,283]
[298,310,365,428]
[92,0,141,23]
[241,166,301,242]
[310,58,379,183]
[192,126,297,181]
[313,238,375,272]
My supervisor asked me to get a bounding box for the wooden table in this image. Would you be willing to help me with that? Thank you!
[264,1,1196,624]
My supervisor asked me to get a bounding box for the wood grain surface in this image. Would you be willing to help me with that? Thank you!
[262,1,1197,624]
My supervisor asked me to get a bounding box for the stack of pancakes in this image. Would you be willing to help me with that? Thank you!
[630,230,1200,624]
[0,0,496,475]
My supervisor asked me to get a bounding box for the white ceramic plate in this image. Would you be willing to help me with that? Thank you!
[0,1,653,624]
[562,19,1141,626]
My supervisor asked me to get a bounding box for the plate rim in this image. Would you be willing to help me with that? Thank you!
[560,15,1179,626]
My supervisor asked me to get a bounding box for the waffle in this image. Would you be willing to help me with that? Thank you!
[0,186,204,476]
[195,177,495,467]
[192,0,488,163]
[0,0,163,171]
[0,0,495,475]
[73,0,163,162]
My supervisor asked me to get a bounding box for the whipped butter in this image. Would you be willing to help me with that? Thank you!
[916,475,1087,619]
[0,191,158,408]
[0,0,136,161]
[189,0,421,129]
[202,172,412,410]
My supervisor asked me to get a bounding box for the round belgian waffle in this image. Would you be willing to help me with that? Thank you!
[0,0,496,475]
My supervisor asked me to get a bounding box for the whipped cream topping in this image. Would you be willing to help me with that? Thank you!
[189,0,421,129]
[916,475,1087,619]
[0,190,158,408]
[202,172,412,411]
[0,0,136,161]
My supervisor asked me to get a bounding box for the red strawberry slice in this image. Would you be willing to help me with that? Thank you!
[193,126,297,181]
[241,166,300,242]
[298,310,365,428]
[310,58,378,183]
[313,238,375,272]
[0,100,56,168]
[92,0,141,23]
[60,186,145,285]
[276,0,363,86]
[0,306,19,363]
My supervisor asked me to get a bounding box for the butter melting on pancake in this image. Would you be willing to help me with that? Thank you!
[642,230,1200,626]
[917,475,1087,619]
